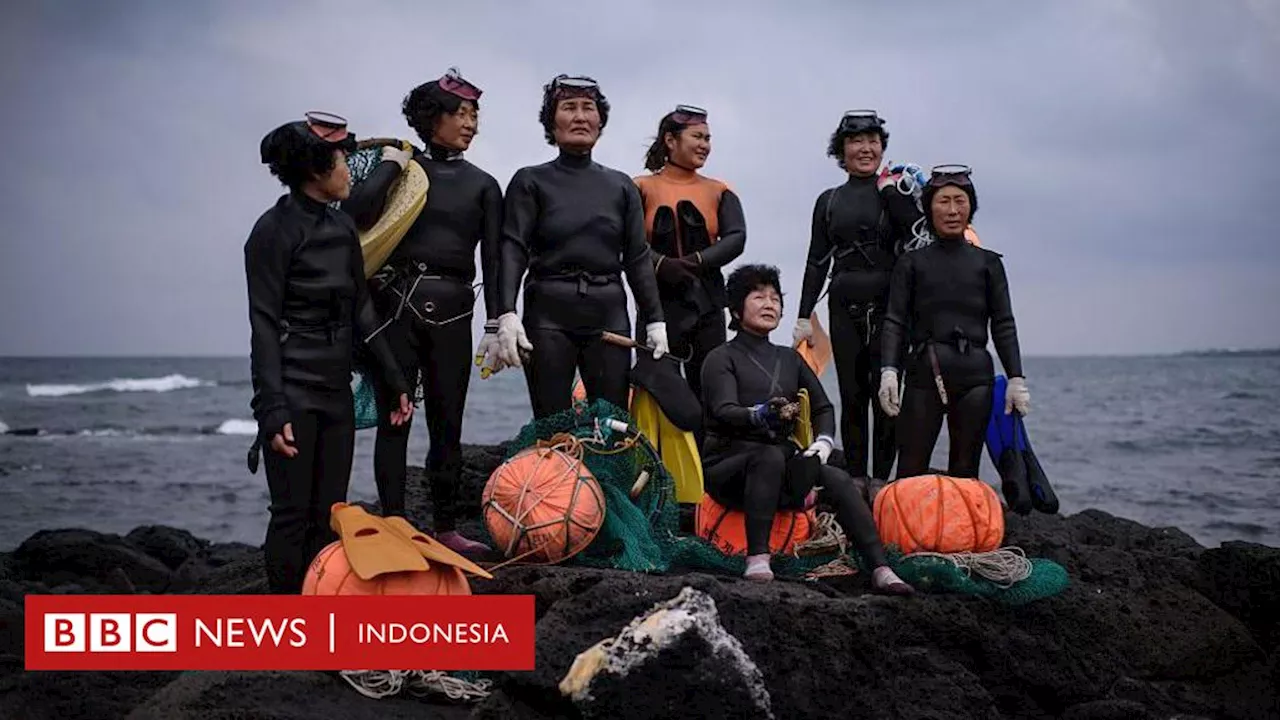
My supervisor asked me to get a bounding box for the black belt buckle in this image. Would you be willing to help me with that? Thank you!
[952,327,970,354]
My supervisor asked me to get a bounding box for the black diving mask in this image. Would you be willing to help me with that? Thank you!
[927,164,974,188]
[839,109,885,134]
[672,104,708,124]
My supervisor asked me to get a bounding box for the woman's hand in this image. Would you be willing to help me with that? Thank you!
[878,369,901,417]
[1005,377,1030,416]
[270,423,299,458]
[390,394,413,425]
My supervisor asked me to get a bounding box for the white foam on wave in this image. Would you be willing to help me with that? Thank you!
[217,419,258,436]
[26,374,212,398]
[0,419,8,434]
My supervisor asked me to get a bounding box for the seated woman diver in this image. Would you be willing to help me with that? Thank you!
[793,110,923,485]
[246,112,413,594]
[633,105,746,401]
[495,74,669,418]
[700,263,913,592]
[342,68,500,555]
[877,165,1031,480]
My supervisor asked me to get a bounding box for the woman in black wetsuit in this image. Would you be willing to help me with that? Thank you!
[793,110,922,485]
[496,74,668,418]
[246,112,413,594]
[343,68,501,555]
[701,264,912,593]
[878,165,1031,480]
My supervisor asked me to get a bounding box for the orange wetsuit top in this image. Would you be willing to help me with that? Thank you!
[632,164,747,267]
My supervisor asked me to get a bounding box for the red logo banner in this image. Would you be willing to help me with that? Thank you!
[25,594,536,671]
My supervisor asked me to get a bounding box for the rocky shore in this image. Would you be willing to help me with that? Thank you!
[1,444,1277,719]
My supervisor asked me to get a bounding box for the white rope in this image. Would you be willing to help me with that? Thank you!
[901,216,935,253]
[901,546,1034,588]
[792,510,847,557]
[339,669,493,702]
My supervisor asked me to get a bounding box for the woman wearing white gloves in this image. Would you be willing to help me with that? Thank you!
[342,68,499,554]
[700,264,912,593]
[878,165,1030,480]
[496,74,668,419]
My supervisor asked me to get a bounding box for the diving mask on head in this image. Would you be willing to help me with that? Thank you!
[550,74,600,100]
[302,111,356,149]
[671,104,708,124]
[926,164,974,188]
[838,109,885,135]
[437,67,482,101]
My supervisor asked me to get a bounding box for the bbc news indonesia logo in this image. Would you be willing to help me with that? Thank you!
[26,595,535,671]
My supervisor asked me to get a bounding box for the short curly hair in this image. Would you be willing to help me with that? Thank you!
[921,182,979,235]
[402,81,478,146]
[826,127,889,170]
[539,78,611,146]
[726,263,784,331]
[260,122,347,190]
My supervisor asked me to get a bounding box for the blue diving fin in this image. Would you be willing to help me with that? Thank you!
[986,375,1033,515]
[1015,413,1059,514]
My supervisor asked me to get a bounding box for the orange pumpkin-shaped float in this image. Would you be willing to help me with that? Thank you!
[482,445,606,564]
[695,491,817,556]
[872,474,1004,555]
[302,541,472,596]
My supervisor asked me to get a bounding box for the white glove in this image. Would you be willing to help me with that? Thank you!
[381,145,412,169]
[793,318,813,347]
[878,368,901,417]
[1005,376,1030,416]
[803,435,835,464]
[645,322,669,360]
[496,312,532,368]
[474,321,505,377]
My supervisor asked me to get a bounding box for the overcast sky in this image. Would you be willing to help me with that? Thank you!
[1,0,1277,357]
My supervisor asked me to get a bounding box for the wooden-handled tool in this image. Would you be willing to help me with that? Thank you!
[599,331,692,364]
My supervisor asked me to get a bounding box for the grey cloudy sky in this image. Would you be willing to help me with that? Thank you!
[2,0,1277,357]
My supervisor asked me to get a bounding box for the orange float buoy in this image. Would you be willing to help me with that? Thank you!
[694,492,816,556]
[302,540,473,596]
[872,474,1004,555]
[571,377,632,407]
[482,443,606,564]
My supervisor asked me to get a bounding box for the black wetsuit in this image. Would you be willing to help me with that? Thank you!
[880,236,1023,479]
[500,149,663,418]
[699,331,888,566]
[342,144,502,526]
[245,190,409,594]
[798,175,922,480]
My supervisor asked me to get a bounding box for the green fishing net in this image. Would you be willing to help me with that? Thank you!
[497,400,1069,605]
[344,145,391,432]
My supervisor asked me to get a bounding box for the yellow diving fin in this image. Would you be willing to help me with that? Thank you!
[631,387,704,504]
[328,502,429,581]
[792,389,815,449]
[380,515,494,580]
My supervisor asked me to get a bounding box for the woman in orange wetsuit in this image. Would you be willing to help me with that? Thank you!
[633,105,747,401]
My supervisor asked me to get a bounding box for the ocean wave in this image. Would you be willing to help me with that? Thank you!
[217,419,258,436]
[26,374,213,397]
[4,420,259,439]
[0,419,7,434]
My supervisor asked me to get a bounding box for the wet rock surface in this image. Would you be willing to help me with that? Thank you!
[0,443,1275,719]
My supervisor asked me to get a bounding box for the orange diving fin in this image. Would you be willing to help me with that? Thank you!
[380,515,494,580]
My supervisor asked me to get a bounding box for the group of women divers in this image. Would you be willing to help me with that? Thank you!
[245,68,1032,595]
